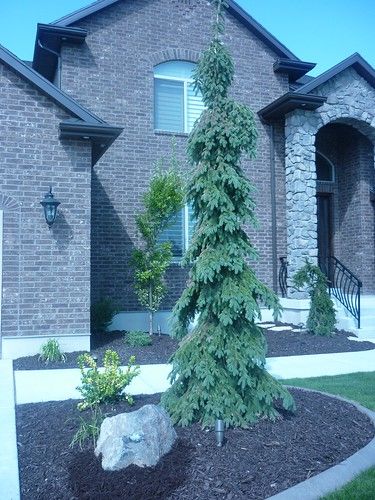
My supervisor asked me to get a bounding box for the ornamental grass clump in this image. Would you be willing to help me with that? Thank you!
[161,0,295,428]
[39,339,67,364]
[76,350,140,411]
[70,405,104,450]
[293,260,336,336]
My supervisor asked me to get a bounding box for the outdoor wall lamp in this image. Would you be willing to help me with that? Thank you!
[40,187,60,228]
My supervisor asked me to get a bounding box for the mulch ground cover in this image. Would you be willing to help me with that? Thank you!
[16,389,374,500]
[13,325,375,371]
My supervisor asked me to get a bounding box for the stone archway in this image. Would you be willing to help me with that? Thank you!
[284,66,375,296]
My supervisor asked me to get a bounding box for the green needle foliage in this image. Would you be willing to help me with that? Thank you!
[132,153,184,335]
[162,0,295,428]
[293,260,336,336]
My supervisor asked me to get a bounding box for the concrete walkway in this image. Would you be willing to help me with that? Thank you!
[0,360,20,500]
[14,349,375,404]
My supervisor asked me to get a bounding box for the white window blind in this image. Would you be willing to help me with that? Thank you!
[154,61,204,133]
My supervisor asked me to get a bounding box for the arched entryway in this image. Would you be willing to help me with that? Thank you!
[315,122,375,292]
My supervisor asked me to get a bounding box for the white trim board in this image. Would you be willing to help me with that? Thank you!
[2,333,90,360]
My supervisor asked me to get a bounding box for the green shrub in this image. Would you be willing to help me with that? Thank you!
[91,298,118,333]
[70,405,103,450]
[293,260,336,336]
[125,330,153,347]
[39,339,67,364]
[76,350,140,411]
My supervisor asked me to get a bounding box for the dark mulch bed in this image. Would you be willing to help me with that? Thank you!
[13,325,374,371]
[16,389,374,500]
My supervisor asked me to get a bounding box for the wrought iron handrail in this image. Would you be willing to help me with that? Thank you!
[279,257,287,298]
[319,256,362,329]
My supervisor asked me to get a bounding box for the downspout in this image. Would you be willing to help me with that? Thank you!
[269,123,278,293]
[37,39,62,88]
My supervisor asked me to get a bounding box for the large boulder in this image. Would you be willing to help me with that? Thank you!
[95,404,177,471]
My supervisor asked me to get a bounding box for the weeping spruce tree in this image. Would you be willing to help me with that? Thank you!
[162,0,295,427]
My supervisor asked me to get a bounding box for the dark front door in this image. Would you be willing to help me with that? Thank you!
[317,193,333,274]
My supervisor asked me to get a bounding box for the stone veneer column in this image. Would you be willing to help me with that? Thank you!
[285,110,320,297]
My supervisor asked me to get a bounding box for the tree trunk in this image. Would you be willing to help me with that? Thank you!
[148,285,153,336]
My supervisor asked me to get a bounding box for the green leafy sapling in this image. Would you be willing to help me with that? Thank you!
[293,260,336,336]
[161,0,295,428]
[132,146,184,335]
[76,350,140,410]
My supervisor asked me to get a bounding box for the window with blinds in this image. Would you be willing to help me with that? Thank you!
[154,61,204,133]
[158,204,196,259]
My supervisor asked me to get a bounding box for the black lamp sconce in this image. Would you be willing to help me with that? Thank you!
[40,187,60,228]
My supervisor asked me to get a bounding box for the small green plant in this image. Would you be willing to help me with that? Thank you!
[70,405,104,450]
[132,145,184,336]
[39,339,67,364]
[76,350,140,411]
[125,330,153,347]
[293,260,336,336]
[91,297,119,333]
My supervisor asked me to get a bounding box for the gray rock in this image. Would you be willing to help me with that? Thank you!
[95,404,177,471]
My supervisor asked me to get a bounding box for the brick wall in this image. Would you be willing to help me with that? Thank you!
[0,63,92,338]
[59,0,289,310]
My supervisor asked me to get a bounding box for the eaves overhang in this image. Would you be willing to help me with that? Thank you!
[32,24,87,82]
[258,92,327,122]
[59,121,123,165]
[274,58,316,81]
[51,0,299,61]
[297,53,375,94]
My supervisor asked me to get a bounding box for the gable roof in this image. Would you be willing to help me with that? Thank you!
[258,52,375,121]
[297,53,375,94]
[0,44,122,164]
[52,0,299,60]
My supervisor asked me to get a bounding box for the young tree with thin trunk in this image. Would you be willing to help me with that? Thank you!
[133,163,184,336]
[162,0,295,427]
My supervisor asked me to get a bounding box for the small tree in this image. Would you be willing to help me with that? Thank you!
[293,260,336,336]
[162,0,295,427]
[133,162,184,335]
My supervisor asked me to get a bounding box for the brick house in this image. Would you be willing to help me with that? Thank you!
[1,0,374,358]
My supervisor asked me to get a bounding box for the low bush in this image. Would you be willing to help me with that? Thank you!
[39,339,67,364]
[91,298,119,333]
[293,260,336,336]
[125,330,153,347]
[76,350,140,411]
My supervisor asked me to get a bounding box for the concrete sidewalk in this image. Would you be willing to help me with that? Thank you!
[14,348,375,404]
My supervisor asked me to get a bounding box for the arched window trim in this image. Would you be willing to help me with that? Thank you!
[316,151,335,182]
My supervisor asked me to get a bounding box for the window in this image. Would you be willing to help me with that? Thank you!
[154,61,204,133]
[316,152,334,182]
[158,204,196,259]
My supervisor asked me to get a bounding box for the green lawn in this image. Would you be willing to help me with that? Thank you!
[282,372,375,499]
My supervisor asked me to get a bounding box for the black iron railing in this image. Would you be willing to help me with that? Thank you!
[279,257,288,298]
[319,256,362,329]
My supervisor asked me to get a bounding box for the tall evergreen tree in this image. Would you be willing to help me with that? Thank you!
[162,0,295,427]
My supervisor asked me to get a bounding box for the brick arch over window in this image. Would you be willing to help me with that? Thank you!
[0,193,20,211]
[149,48,201,67]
